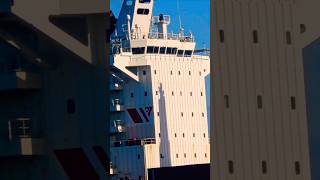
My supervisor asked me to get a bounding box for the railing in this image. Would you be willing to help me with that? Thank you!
[110,162,118,175]
[110,120,125,134]
[8,118,32,140]
[129,32,194,42]
[112,138,156,147]
[142,138,156,145]
[110,99,124,112]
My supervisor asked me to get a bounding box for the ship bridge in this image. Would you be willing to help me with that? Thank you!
[111,0,196,58]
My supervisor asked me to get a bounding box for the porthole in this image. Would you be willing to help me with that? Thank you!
[126,0,133,6]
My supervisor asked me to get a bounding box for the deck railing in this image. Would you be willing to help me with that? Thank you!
[8,118,32,140]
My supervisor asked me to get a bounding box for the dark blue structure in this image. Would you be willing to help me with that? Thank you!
[303,38,320,180]
[0,0,12,13]
[148,164,210,180]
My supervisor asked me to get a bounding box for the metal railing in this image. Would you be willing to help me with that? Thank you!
[129,32,194,42]
[110,120,125,133]
[112,138,156,147]
[8,118,32,140]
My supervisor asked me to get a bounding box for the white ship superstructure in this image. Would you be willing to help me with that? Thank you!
[110,0,210,179]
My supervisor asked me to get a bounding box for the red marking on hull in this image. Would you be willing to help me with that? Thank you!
[127,108,143,123]
[54,148,99,180]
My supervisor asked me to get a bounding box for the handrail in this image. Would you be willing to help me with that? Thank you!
[8,118,32,140]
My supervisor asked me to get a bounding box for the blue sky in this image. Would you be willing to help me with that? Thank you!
[110,0,210,49]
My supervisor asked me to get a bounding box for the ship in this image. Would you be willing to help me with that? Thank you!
[109,0,210,179]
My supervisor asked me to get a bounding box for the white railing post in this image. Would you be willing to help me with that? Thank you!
[8,120,12,141]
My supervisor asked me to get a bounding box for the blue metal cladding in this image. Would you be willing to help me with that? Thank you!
[0,0,11,13]
[303,37,320,180]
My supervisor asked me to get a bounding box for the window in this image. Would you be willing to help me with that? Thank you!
[202,112,205,117]
[166,47,173,54]
[191,112,194,117]
[199,71,202,76]
[300,24,306,34]
[205,153,207,158]
[154,70,156,74]
[166,47,177,54]
[204,69,206,72]
[182,133,185,138]
[228,161,234,174]
[257,95,263,109]
[194,153,197,158]
[159,133,161,138]
[144,92,148,96]
[181,112,183,117]
[291,96,296,110]
[137,8,149,15]
[262,161,267,174]
[178,71,181,75]
[139,176,143,180]
[219,29,225,43]
[139,0,151,3]
[193,133,195,137]
[160,154,164,158]
[172,91,174,96]
[130,93,134,98]
[156,91,158,95]
[143,70,146,75]
[253,30,258,43]
[147,46,159,54]
[189,71,191,75]
[184,50,192,57]
[203,133,206,138]
[180,91,182,96]
[295,161,301,175]
[174,133,177,138]
[286,31,292,44]
[67,99,76,114]
[177,50,184,57]
[201,92,203,96]
[172,48,177,54]
[190,92,192,96]
[154,46,159,54]
[224,95,230,108]
[176,154,179,158]
[157,112,159,116]
[184,153,186,158]
[170,70,173,75]
[160,47,166,54]
[147,46,153,53]
[132,47,145,54]
[137,154,141,159]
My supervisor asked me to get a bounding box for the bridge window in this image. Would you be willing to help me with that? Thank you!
[147,46,159,54]
[132,47,145,54]
[177,50,184,57]
[166,47,177,54]
[139,0,151,3]
[166,47,172,54]
[137,8,149,15]
[160,47,166,54]
[184,50,192,57]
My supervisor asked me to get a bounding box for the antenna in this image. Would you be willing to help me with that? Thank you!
[177,0,182,30]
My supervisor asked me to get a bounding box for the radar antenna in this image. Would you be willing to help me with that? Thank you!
[177,0,184,37]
